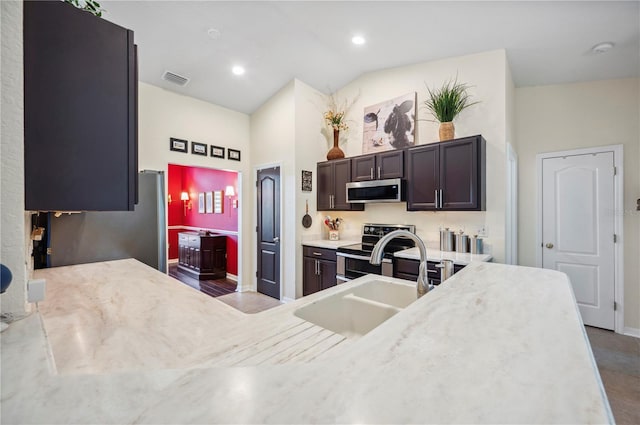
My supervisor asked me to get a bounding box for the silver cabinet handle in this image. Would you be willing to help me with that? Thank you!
[315,259,320,275]
[377,166,381,179]
[439,189,443,209]
[546,243,554,249]
[331,195,334,209]
[435,190,439,208]
[313,252,322,256]
[273,236,279,243]
[370,168,374,180]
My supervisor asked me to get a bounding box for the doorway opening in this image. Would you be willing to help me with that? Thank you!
[167,163,240,298]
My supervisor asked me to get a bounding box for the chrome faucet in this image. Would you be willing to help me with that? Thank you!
[369,230,433,298]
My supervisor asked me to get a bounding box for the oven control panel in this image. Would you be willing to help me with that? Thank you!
[363,224,416,236]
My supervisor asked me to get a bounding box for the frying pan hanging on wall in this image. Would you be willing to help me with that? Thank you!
[302,200,312,228]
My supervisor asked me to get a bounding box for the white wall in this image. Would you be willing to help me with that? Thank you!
[137,83,252,289]
[1,1,30,315]
[294,80,329,298]
[515,78,640,331]
[323,50,509,260]
[249,81,296,299]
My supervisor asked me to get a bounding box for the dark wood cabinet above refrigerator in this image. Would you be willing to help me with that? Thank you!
[24,0,138,211]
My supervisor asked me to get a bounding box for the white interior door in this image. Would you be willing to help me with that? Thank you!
[541,152,615,330]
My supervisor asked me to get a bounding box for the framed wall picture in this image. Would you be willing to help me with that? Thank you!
[198,192,205,213]
[362,92,416,154]
[170,137,188,153]
[210,145,225,158]
[213,190,223,213]
[205,191,213,213]
[192,141,207,156]
[228,149,241,161]
[302,170,312,192]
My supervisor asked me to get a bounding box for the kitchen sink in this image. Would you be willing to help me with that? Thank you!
[294,279,417,338]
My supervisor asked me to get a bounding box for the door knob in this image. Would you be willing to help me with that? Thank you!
[545,243,554,249]
[273,237,280,243]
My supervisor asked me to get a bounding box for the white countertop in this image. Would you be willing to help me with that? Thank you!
[302,239,360,249]
[1,259,611,424]
[395,246,493,264]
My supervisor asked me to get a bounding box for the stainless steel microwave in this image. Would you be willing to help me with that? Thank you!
[346,178,405,203]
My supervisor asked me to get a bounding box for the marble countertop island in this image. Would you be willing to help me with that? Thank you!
[1,259,611,424]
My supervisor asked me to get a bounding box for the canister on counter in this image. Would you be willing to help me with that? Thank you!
[470,235,483,254]
[439,228,455,252]
[455,231,469,253]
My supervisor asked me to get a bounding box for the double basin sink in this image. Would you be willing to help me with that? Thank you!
[294,279,418,339]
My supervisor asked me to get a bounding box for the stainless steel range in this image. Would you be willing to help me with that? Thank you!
[336,224,416,283]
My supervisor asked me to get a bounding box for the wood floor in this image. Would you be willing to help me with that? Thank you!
[168,263,237,297]
[586,326,640,425]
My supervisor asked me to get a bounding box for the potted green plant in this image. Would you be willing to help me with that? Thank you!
[424,77,479,141]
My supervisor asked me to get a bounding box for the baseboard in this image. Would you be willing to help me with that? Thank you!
[168,258,179,264]
[282,296,295,303]
[226,273,238,282]
[622,326,640,338]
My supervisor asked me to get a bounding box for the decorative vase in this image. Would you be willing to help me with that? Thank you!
[326,129,345,160]
[439,122,455,141]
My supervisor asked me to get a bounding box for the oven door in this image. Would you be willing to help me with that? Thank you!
[336,252,392,282]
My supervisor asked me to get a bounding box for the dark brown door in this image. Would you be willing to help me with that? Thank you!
[351,154,376,181]
[257,167,281,299]
[440,137,478,210]
[303,257,321,296]
[406,144,439,211]
[317,162,333,210]
[378,150,404,179]
[319,260,337,290]
[332,159,353,210]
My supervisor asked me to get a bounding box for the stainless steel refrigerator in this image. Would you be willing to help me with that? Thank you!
[49,170,167,272]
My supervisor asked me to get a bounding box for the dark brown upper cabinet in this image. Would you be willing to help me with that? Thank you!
[317,159,364,211]
[24,1,138,211]
[406,135,486,211]
[351,150,404,181]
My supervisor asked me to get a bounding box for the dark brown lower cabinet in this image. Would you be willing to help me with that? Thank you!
[178,232,226,279]
[393,258,465,286]
[303,246,337,296]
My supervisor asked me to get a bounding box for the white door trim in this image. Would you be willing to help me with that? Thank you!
[253,162,284,300]
[506,143,518,265]
[536,144,624,334]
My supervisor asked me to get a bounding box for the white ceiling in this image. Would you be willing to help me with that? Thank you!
[102,1,640,114]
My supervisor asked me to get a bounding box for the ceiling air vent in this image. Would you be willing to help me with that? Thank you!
[162,71,190,87]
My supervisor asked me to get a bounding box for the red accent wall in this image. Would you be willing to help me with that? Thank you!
[167,164,239,275]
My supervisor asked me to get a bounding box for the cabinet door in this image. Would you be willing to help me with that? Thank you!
[319,260,337,290]
[317,162,333,211]
[24,1,137,211]
[351,155,376,181]
[406,144,439,210]
[378,150,404,179]
[200,247,213,273]
[213,244,227,276]
[333,159,356,210]
[303,257,321,296]
[440,137,478,210]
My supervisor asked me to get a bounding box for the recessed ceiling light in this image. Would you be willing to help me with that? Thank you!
[207,28,221,40]
[232,65,245,76]
[591,42,614,54]
[351,35,366,45]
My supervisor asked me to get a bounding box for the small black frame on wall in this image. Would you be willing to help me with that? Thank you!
[228,148,241,161]
[170,137,188,153]
[192,141,207,156]
[211,145,225,158]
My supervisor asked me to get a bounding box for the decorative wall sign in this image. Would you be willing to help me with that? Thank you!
[302,170,312,192]
[170,137,188,153]
[205,191,213,213]
[362,92,416,154]
[228,149,241,161]
[192,141,207,156]
[210,145,225,158]
[198,192,205,213]
[214,190,223,213]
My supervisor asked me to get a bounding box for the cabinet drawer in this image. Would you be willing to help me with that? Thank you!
[178,234,189,244]
[303,246,337,262]
[394,259,446,278]
[188,236,200,248]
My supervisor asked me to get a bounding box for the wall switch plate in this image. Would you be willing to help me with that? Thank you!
[476,226,488,237]
[27,278,46,303]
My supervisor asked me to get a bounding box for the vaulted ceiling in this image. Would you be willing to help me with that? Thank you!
[102,1,640,114]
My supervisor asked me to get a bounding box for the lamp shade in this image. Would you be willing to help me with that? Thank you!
[225,186,235,197]
[180,191,189,201]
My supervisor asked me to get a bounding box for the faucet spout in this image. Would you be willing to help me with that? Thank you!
[370,230,432,297]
